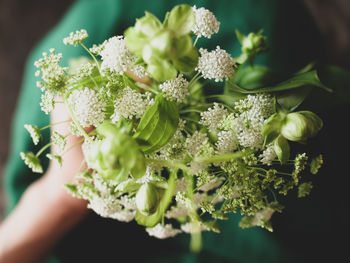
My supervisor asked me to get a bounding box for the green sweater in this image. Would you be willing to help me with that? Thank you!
[5,0,348,262]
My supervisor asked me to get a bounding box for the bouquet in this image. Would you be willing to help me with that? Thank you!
[21,4,330,250]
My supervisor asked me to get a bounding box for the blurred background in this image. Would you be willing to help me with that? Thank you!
[0,0,349,220]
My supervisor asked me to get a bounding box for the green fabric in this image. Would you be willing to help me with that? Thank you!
[5,0,347,262]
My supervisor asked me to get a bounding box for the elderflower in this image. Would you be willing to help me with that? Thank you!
[228,94,274,149]
[159,74,189,102]
[199,103,228,131]
[20,152,43,173]
[216,130,236,154]
[259,144,277,165]
[34,48,67,92]
[40,91,55,114]
[63,29,88,46]
[24,124,41,145]
[51,131,66,153]
[196,46,235,82]
[67,87,106,127]
[146,224,181,239]
[46,153,62,167]
[98,36,137,75]
[185,131,209,156]
[192,6,220,38]
[111,87,153,122]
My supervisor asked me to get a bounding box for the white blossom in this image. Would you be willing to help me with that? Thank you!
[192,6,220,39]
[40,91,55,114]
[51,131,66,153]
[185,131,209,155]
[34,48,67,92]
[215,130,237,154]
[159,74,189,102]
[111,87,153,122]
[146,224,181,239]
[20,152,43,173]
[24,124,41,145]
[165,205,188,219]
[196,46,235,82]
[181,222,209,234]
[259,144,277,165]
[98,36,137,75]
[67,87,106,127]
[63,29,88,46]
[199,103,228,131]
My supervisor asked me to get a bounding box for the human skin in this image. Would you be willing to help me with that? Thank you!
[0,100,90,263]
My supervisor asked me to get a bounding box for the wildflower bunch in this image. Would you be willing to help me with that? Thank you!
[21,4,330,251]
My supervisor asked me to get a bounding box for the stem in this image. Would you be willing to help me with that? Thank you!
[146,158,189,172]
[193,36,199,47]
[136,82,160,94]
[40,120,71,131]
[195,151,245,164]
[61,137,85,155]
[64,98,92,142]
[36,142,53,157]
[80,43,101,73]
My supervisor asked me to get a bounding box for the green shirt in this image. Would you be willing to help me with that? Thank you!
[5,0,348,262]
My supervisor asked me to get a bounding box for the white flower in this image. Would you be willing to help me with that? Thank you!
[165,205,188,219]
[192,6,220,39]
[111,87,153,122]
[223,94,274,149]
[259,144,277,165]
[34,48,67,92]
[159,74,189,102]
[51,131,66,153]
[67,87,106,127]
[20,152,43,173]
[63,29,88,46]
[46,153,62,167]
[146,224,181,239]
[132,64,147,79]
[216,130,237,154]
[196,46,235,82]
[185,131,209,155]
[199,103,228,131]
[98,36,137,75]
[24,124,41,145]
[40,91,55,114]
[181,222,209,234]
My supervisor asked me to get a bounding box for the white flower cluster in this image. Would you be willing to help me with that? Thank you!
[111,87,153,122]
[63,29,88,46]
[196,46,235,82]
[67,87,106,127]
[192,6,220,38]
[98,36,137,75]
[216,130,236,154]
[51,131,66,153]
[199,102,228,131]
[34,48,67,92]
[146,224,181,239]
[40,92,55,114]
[224,94,274,149]
[159,74,189,102]
[20,152,43,173]
[24,124,41,145]
[259,144,277,165]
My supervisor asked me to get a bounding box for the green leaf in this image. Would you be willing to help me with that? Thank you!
[167,4,195,36]
[274,135,290,164]
[276,86,313,111]
[235,29,244,44]
[135,169,177,227]
[227,70,332,94]
[146,57,177,81]
[261,112,286,146]
[134,94,179,153]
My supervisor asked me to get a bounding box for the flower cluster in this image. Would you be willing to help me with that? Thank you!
[21,4,327,250]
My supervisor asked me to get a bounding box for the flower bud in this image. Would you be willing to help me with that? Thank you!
[242,32,268,56]
[281,111,322,143]
[136,183,160,216]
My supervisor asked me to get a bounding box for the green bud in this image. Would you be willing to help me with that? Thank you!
[281,111,322,143]
[87,122,146,183]
[242,32,268,55]
[150,29,174,57]
[136,183,160,216]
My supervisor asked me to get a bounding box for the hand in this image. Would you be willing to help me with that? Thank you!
[0,98,91,263]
